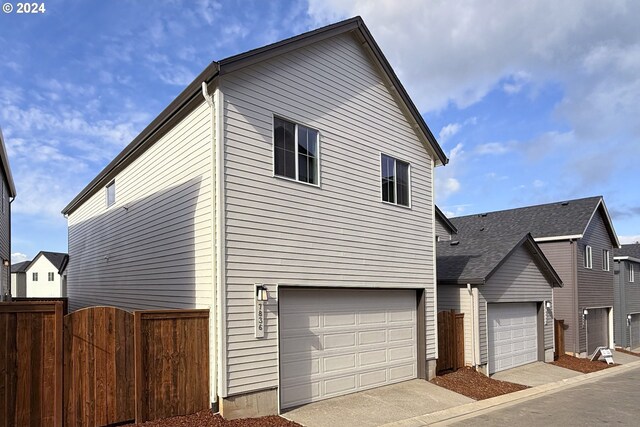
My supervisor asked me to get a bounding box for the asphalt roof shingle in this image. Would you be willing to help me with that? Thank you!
[614,244,640,259]
[11,261,31,273]
[40,252,68,272]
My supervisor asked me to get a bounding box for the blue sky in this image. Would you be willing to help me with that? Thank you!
[1,0,639,263]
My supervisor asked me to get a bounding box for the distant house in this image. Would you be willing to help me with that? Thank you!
[436,210,562,374]
[446,196,620,357]
[0,127,17,301]
[10,260,30,297]
[435,205,457,242]
[60,17,448,418]
[24,251,68,298]
[613,244,640,350]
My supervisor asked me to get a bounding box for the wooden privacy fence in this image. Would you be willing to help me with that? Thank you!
[0,302,63,427]
[554,319,565,360]
[436,310,465,374]
[0,302,210,427]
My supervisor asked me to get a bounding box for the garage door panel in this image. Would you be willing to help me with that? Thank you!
[488,303,538,374]
[280,289,417,408]
[587,308,609,355]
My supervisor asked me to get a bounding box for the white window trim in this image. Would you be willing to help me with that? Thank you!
[106,180,116,208]
[630,264,635,283]
[379,152,412,209]
[271,115,321,188]
[584,245,593,269]
[602,249,610,271]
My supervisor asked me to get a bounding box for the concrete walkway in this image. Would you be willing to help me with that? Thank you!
[610,348,640,364]
[281,379,473,427]
[490,361,580,387]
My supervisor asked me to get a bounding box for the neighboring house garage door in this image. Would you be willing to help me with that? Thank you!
[630,314,640,349]
[279,288,417,409]
[587,308,609,355]
[487,303,538,374]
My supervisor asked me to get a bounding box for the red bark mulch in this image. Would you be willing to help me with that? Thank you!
[615,347,640,357]
[430,367,528,400]
[123,410,301,427]
[551,354,616,373]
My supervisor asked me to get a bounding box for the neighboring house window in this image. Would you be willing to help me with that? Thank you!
[48,272,54,281]
[381,154,410,207]
[602,249,610,271]
[630,264,635,282]
[273,117,319,185]
[106,180,116,207]
[584,245,592,269]
[32,272,38,281]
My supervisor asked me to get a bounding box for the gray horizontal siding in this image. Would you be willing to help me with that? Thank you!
[614,260,640,347]
[435,215,452,241]
[222,32,436,395]
[483,244,555,350]
[67,101,214,312]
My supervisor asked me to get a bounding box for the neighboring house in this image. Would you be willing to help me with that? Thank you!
[613,244,640,350]
[436,212,562,375]
[435,205,457,242]
[0,128,17,301]
[24,251,68,298]
[11,260,31,297]
[61,18,447,418]
[448,196,620,357]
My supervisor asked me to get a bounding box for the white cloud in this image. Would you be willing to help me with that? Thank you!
[438,123,461,144]
[442,178,460,194]
[620,235,640,244]
[11,253,29,264]
[475,141,516,155]
[533,179,545,188]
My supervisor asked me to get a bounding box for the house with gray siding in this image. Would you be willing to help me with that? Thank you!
[448,196,620,358]
[61,17,447,418]
[435,205,457,242]
[0,128,17,301]
[437,214,562,375]
[613,244,640,350]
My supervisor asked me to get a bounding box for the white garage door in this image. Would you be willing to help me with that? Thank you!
[587,307,609,355]
[488,303,538,374]
[279,288,417,409]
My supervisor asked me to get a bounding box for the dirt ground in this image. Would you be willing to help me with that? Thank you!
[124,411,301,427]
[430,367,528,400]
[551,354,616,373]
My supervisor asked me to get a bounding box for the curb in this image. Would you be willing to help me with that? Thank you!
[381,359,640,426]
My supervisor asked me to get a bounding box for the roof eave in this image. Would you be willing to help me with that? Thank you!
[534,234,583,243]
[0,127,17,198]
[435,205,458,234]
[614,256,640,263]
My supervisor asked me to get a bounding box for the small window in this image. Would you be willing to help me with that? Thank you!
[584,245,592,269]
[602,249,610,271]
[381,154,410,207]
[630,264,635,282]
[32,272,38,281]
[273,117,319,185]
[48,272,54,281]
[106,180,116,207]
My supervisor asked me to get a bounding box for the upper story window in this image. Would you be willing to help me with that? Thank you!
[32,272,38,281]
[381,154,410,207]
[584,245,592,269]
[48,272,54,281]
[630,264,635,282]
[106,180,116,207]
[602,249,610,271]
[273,117,319,185]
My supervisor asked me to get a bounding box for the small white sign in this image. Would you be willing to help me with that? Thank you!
[255,299,265,338]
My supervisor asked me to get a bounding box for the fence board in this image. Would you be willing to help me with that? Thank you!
[63,306,135,426]
[0,302,63,427]
[134,310,209,423]
[437,310,465,374]
[555,319,565,359]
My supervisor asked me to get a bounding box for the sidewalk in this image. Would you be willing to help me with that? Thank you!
[381,358,640,427]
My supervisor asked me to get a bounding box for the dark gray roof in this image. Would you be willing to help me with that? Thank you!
[451,196,619,245]
[614,244,640,260]
[437,227,562,287]
[11,261,30,273]
[35,251,69,273]
[435,205,457,234]
[62,16,447,215]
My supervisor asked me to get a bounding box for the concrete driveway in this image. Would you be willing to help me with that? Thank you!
[490,362,580,387]
[281,379,473,427]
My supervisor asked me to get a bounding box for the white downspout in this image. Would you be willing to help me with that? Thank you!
[201,82,218,405]
[467,283,477,367]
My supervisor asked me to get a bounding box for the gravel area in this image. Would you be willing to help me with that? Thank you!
[551,354,616,373]
[615,347,640,357]
[430,367,528,400]
[123,410,301,427]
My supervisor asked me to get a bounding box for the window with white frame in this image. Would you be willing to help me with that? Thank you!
[106,180,116,207]
[32,272,38,281]
[48,272,54,281]
[381,154,410,207]
[273,117,319,185]
[630,263,635,282]
[584,245,592,269]
[602,249,610,271]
